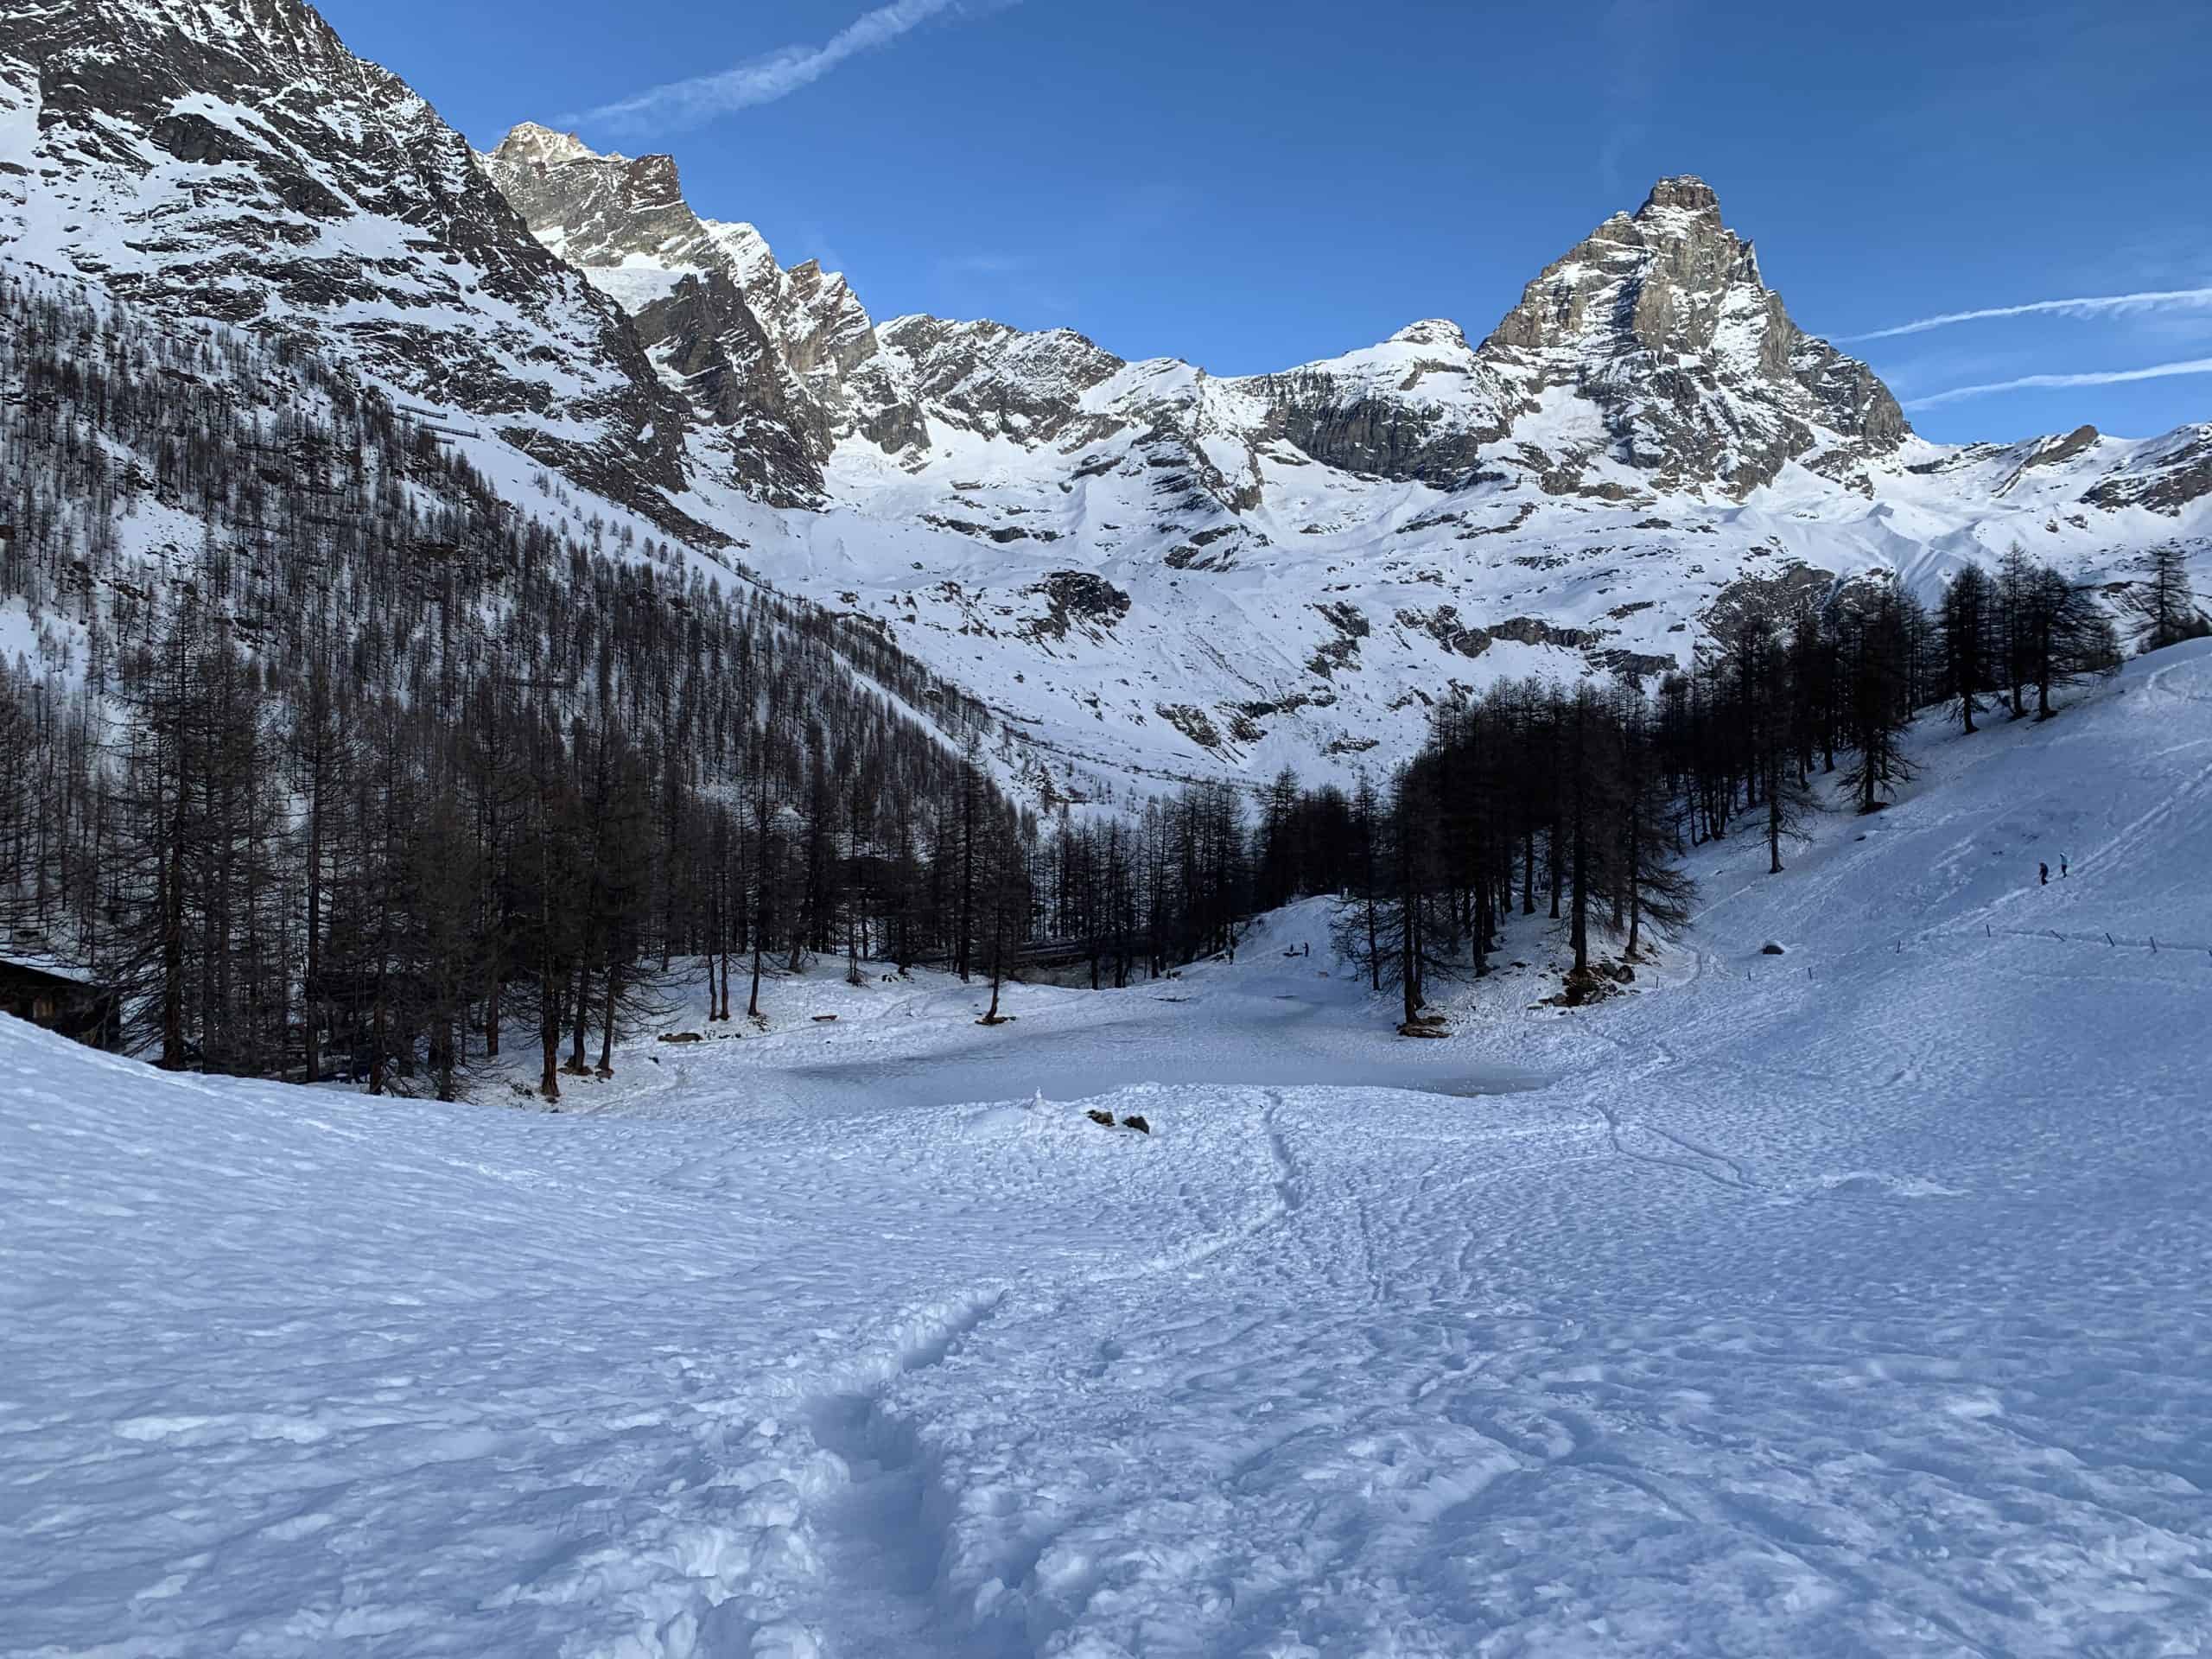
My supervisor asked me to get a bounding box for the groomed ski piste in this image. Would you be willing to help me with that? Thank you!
[6,641,2211,1659]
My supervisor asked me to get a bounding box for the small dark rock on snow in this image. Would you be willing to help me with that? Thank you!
[1761,941,1787,956]
[1086,1109,1116,1128]
[1551,966,1627,1008]
[1122,1114,1152,1135]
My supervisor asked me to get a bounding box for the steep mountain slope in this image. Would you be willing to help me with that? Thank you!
[0,0,713,530]
[478,122,912,505]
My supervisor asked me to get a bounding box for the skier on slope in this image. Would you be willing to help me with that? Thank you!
[2039,861,2050,886]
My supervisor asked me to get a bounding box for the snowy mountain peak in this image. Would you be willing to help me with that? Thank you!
[1637,173,1723,219]
[492,121,608,169]
[6,0,2205,801]
[479,124,928,498]
[1478,175,1907,494]
[1385,318,1473,350]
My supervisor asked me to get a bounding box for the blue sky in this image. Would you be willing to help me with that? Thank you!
[321,0,2212,444]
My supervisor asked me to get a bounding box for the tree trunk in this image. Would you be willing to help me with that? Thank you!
[566,959,590,1074]
[1766,753,1784,875]
[597,963,619,1077]
[537,970,561,1103]
[302,784,321,1084]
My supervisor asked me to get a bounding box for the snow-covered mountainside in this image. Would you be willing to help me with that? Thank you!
[0,0,728,531]
[3,0,2208,798]
[483,127,2211,789]
[8,640,2211,1656]
[480,122,916,507]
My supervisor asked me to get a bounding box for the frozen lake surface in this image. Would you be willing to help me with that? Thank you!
[782,976,1554,1110]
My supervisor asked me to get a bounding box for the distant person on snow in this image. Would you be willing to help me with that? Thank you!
[2061,856,2069,878]
[2039,862,2050,886]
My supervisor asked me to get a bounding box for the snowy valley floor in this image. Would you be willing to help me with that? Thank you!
[7,644,2212,1658]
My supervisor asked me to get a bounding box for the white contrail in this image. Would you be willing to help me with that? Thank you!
[1904,358,2212,410]
[1842,288,2212,342]
[577,0,1007,133]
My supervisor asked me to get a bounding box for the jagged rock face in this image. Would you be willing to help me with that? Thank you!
[1236,321,1514,485]
[2081,426,2212,513]
[480,125,832,503]
[0,0,692,520]
[480,124,924,493]
[753,256,880,399]
[635,271,825,504]
[482,127,720,314]
[874,317,1130,445]
[1479,176,1907,495]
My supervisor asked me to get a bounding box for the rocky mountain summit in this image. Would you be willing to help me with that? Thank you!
[479,122,918,504]
[1477,175,1908,494]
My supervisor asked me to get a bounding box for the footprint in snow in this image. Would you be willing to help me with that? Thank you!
[1809,1171,1965,1201]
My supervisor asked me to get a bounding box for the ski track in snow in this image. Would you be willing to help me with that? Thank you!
[5,643,2212,1657]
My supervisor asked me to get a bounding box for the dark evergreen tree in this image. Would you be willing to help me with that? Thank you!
[2138,544,2207,653]
[1939,565,1993,734]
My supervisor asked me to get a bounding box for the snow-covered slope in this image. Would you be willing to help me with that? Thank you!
[0,0,709,527]
[482,127,2212,787]
[7,641,2211,1656]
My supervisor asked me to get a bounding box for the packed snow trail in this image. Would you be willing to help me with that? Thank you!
[5,643,2212,1657]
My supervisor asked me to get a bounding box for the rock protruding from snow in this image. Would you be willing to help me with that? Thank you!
[1233,317,1515,486]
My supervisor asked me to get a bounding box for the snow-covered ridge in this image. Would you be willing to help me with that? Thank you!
[478,122,910,504]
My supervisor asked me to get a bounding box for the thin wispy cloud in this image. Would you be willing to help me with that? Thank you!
[1904,358,2212,410]
[1844,288,2212,342]
[935,251,1038,277]
[575,0,1016,135]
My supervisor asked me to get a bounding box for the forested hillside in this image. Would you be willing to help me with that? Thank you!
[0,274,1031,1096]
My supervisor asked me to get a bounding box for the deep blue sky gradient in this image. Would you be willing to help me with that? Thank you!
[320,0,2212,444]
